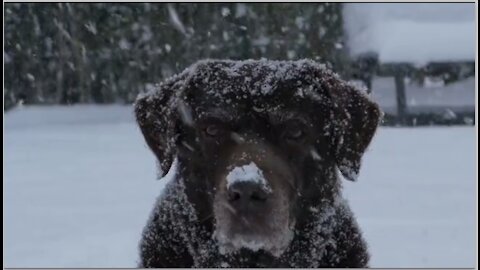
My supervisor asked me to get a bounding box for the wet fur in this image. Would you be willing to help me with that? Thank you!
[135,59,380,268]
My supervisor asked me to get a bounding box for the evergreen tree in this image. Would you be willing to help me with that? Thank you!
[4,3,348,107]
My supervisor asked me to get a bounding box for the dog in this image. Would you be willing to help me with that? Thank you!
[135,59,381,267]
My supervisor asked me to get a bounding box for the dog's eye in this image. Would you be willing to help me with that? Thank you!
[204,125,220,137]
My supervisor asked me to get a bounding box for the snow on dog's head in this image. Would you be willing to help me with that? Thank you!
[135,59,381,258]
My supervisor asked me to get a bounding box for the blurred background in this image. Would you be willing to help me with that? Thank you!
[4,2,476,125]
[4,3,477,268]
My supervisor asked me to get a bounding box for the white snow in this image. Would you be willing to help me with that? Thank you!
[310,148,322,161]
[84,21,97,35]
[343,3,475,64]
[221,7,231,17]
[4,105,476,267]
[230,132,246,144]
[163,59,331,101]
[215,231,293,258]
[164,43,171,53]
[226,162,270,192]
[5,105,162,267]
[177,99,194,126]
[26,73,35,82]
[167,4,188,37]
[118,38,131,50]
[343,127,476,268]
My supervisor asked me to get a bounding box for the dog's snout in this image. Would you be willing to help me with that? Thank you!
[227,182,269,204]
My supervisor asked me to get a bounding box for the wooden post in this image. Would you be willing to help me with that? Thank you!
[394,72,408,125]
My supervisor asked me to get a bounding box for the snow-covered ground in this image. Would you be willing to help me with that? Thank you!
[4,105,476,267]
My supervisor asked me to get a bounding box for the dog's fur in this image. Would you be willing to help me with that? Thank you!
[135,59,381,268]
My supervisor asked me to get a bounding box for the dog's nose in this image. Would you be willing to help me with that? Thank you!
[227,182,269,204]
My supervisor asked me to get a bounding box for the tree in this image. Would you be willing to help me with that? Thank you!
[4,3,348,107]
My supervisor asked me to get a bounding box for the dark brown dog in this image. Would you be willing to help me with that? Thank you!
[135,59,381,267]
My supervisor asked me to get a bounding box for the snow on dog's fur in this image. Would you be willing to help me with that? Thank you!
[135,59,381,267]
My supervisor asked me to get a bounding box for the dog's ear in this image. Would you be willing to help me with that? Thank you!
[134,76,185,178]
[324,76,381,181]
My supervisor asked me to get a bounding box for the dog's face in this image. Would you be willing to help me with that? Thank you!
[135,60,380,257]
[182,83,336,256]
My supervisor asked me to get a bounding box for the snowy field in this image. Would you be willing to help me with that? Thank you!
[4,105,476,268]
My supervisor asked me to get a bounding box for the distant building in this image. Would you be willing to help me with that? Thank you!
[343,3,475,125]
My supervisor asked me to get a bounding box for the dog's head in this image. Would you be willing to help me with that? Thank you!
[135,59,380,257]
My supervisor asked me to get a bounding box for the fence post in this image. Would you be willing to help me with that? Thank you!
[393,69,408,125]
